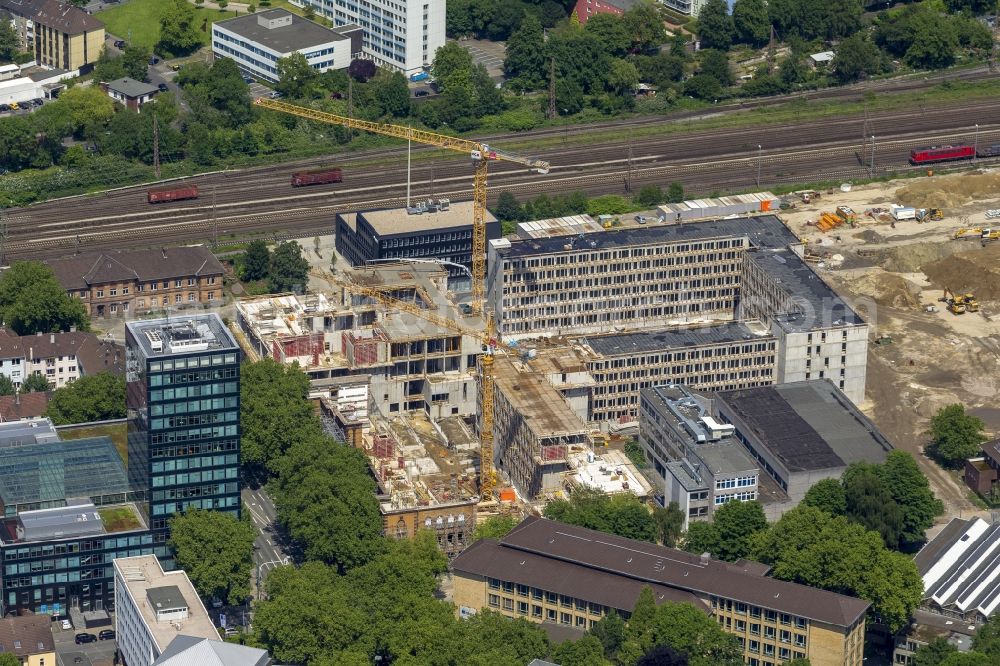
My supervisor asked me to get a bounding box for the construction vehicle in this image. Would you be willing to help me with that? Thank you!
[874,335,893,345]
[928,208,944,221]
[940,288,967,315]
[254,97,549,317]
[963,293,980,313]
[982,229,1000,243]
[954,227,985,239]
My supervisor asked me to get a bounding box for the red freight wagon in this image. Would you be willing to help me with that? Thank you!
[909,145,975,165]
[147,184,199,204]
[291,168,343,187]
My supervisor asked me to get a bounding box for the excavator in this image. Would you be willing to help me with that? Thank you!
[940,288,967,315]
[954,227,984,239]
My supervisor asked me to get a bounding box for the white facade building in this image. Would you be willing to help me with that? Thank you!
[295,0,445,74]
[212,9,360,83]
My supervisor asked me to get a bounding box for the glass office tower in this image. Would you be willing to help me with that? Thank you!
[125,315,241,565]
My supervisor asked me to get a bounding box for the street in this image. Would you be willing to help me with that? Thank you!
[243,486,290,598]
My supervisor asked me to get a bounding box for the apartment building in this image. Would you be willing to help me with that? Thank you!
[452,516,869,666]
[0,329,123,390]
[638,384,761,526]
[0,0,103,71]
[212,9,361,83]
[335,201,501,279]
[487,214,868,405]
[0,614,55,665]
[295,0,445,74]
[571,0,641,24]
[125,315,242,563]
[47,247,225,319]
[235,264,483,419]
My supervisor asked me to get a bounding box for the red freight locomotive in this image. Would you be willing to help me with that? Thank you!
[909,145,975,164]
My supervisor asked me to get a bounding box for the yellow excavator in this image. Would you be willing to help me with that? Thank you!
[954,227,984,239]
[941,288,967,315]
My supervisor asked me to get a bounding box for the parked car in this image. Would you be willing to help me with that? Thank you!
[61,619,72,630]
[242,75,253,84]
[113,39,125,48]
[0,104,9,112]
[268,91,282,99]
[8,102,18,110]
[157,83,168,92]
[98,629,115,640]
[413,89,430,97]
[149,56,160,65]
[32,98,44,106]
[75,633,97,644]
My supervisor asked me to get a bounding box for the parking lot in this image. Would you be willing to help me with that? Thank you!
[455,38,506,77]
[52,623,117,666]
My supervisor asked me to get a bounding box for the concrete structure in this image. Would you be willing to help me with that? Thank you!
[295,0,445,75]
[0,614,55,666]
[235,264,483,419]
[487,214,868,405]
[892,609,977,666]
[113,555,219,666]
[713,381,893,504]
[335,201,500,279]
[125,315,241,563]
[639,384,762,526]
[452,516,869,666]
[104,76,157,111]
[0,329,124,390]
[0,0,104,71]
[46,246,225,319]
[212,9,361,83]
[914,517,1000,623]
[0,77,39,105]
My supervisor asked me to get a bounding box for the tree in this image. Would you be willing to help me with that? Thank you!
[240,358,318,476]
[551,634,607,666]
[120,44,152,81]
[971,613,1000,657]
[666,182,684,203]
[683,501,766,561]
[348,58,377,82]
[929,404,986,468]
[168,509,257,604]
[698,0,735,51]
[432,40,474,88]
[653,501,685,547]
[45,373,125,424]
[158,0,202,56]
[19,373,50,394]
[938,655,994,666]
[904,19,959,70]
[0,20,18,61]
[590,611,626,661]
[699,49,733,87]
[243,240,271,282]
[93,46,127,86]
[504,13,546,88]
[832,33,885,83]
[914,638,958,666]
[683,521,719,557]
[370,71,410,117]
[683,74,723,100]
[276,52,319,99]
[0,654,19,666]
[843,465,905,550]
[585,13,632,57]
[543,487,656,542]
[472,514,518,542]
[607,58,640,95]
[0,375,14,397]
[880,450,943,546]
[269,241,309,293]
[732,0,769,46]
[802,477,847,516]
[495,191,526,223]
[0,261,89,335]
[545,29,609,93]
[622,2,667,53]
[637,645,688,666]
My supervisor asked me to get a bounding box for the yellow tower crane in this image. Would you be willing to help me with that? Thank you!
[254,98,550,315]
[322,269,514,500]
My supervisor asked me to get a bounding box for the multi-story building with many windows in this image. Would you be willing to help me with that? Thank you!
[294,0,445,74]
[453,516,869,666]
[125,315,242,567]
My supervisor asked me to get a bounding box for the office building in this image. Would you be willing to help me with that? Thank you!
[46,246,225,319]
[638,384,761,526]
[0,0,104,71]
[125,315,241,563]
[114,555,270,666]
[452,516,869,666]
[335,201,501,279]
[296,0,445,74]
[0,329,124,390]
[487,214,868,405]
[212,9,362,83]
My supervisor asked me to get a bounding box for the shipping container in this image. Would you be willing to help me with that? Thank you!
[291,168,343,187]
[147,184,199,204]
[890,205,916,221]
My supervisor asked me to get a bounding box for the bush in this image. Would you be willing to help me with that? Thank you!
[499,108,540,131]
[586,194,631,216]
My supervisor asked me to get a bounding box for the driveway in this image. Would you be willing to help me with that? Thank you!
[53,625,117,666]
[454,38,506,78]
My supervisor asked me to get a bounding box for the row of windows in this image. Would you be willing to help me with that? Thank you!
[150,410,237,431]
[505,240,741,269]
[151,494,240,516]
[149,354,237,373]
[711,596,808,629]
[376,230,473,247]
[150,439,239,459]
[5,533,151,559]
[487,579,609,615]
[151,467,238,488]
[149,381,238,403]
[152,453,238,472]
[148,424,238,443]
[150,396,238,415]
[715,491,757,505]
[716,475,757,490]
[488,595,603,629]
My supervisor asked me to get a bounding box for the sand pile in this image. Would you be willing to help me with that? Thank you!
[875,242,957,273]
[895,171,1000,209]
[922,243,1000,300]
[851,272,922,308]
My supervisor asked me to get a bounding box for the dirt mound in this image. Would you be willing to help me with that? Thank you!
[895,171,1000,209]
[851,272,922,308]
[922,243,1000,300]
[875,242,957,273]
[854,229,884,244]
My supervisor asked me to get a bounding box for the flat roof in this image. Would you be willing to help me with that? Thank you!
[493,356,589,438]
[19,503,104,541]
[357,200,498,237]
[0,417,58,447]
[214,8,349,53]
[147,585,186,613]
[494,214,798,259]
[127,314,238,359]
[584,320,772,357]
[0,436,129,507]
[696,440,758,476]
[716,380,892,473]
[113,555,218,651]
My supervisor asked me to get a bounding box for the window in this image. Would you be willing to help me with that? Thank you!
[576,616,587,627]
[502,598,513,611]
[175,279,183,287]
[123,286,129,295]
[532,588,543,600]
[764,610,777,622]
[750,623,760,636]
[532,605,542,618]
[749,640,760,653]
[188,293,196,302]
[516,584,529,597]
[764,626,775,640]
[488,578,499,590]
[207,292,215,301]
[188,277,196,286]
[779,630,791,644]
[794,634,806,647]
[488,594,499,607]
[96,290,104,298]
[560,613,571,625]
[547,609,557,621]
[518,601,528,615]
[175,294,182,303]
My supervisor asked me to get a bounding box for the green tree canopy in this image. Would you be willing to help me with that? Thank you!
[914,637,958,666]
[699,49,734,87]
[0,261,89,335]
[653,501,685,547]
[698,0,735,51]
[585,13,632,57]
[732,0,769,46]
[370,71,410,118]
[543,486,656,542]
[503,13,546,88]
[832,33,887,83]
[158,0,202,56]
[168,509,257,604]
[242,240,271,282]
[683,500,766,561]
[928,404,986,468]
[550,634,607,666]
[120,44,152,81]
[269,241,310,293]
[842,464,905,549]
[802,477,847,515]
[472,514,519,542]
[240,358,317,477]
[276,52,320,99]
[0,653,19,666]
[19,373,50,394]
[622,1,667,53]
[0,374,14,397]
[971,612,1000,658]
[0,19,18,61]
[44,372,125,424]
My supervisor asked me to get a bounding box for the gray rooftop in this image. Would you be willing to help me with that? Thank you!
[585,321,772,357]
[664,460,707,492]
[18,503,104,541]
[107,77,157,98]
[214,8,349,54]
[495,214,799,259]
[147,585,187,613]
[0,417,58,448]
[715,380,892,473]
[127,314,238,359]
[917,517,1000,619]
[357,200,497,236]
[697,440,759,476]
[153,635,271,666]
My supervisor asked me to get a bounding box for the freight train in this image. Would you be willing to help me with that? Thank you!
[909,144,1000,164]
[147,185,199,204]
[291,168,343,187]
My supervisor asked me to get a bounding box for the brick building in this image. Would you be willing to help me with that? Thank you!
[46,247,225,319]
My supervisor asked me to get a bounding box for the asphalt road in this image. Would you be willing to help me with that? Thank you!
[242,486,289,597]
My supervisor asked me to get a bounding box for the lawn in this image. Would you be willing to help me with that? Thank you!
[98,505,143,532]
[96,0,238,51]
[59,423,128,464]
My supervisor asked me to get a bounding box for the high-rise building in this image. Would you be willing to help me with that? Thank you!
[125,316,242,564]
[296,0,445,75]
